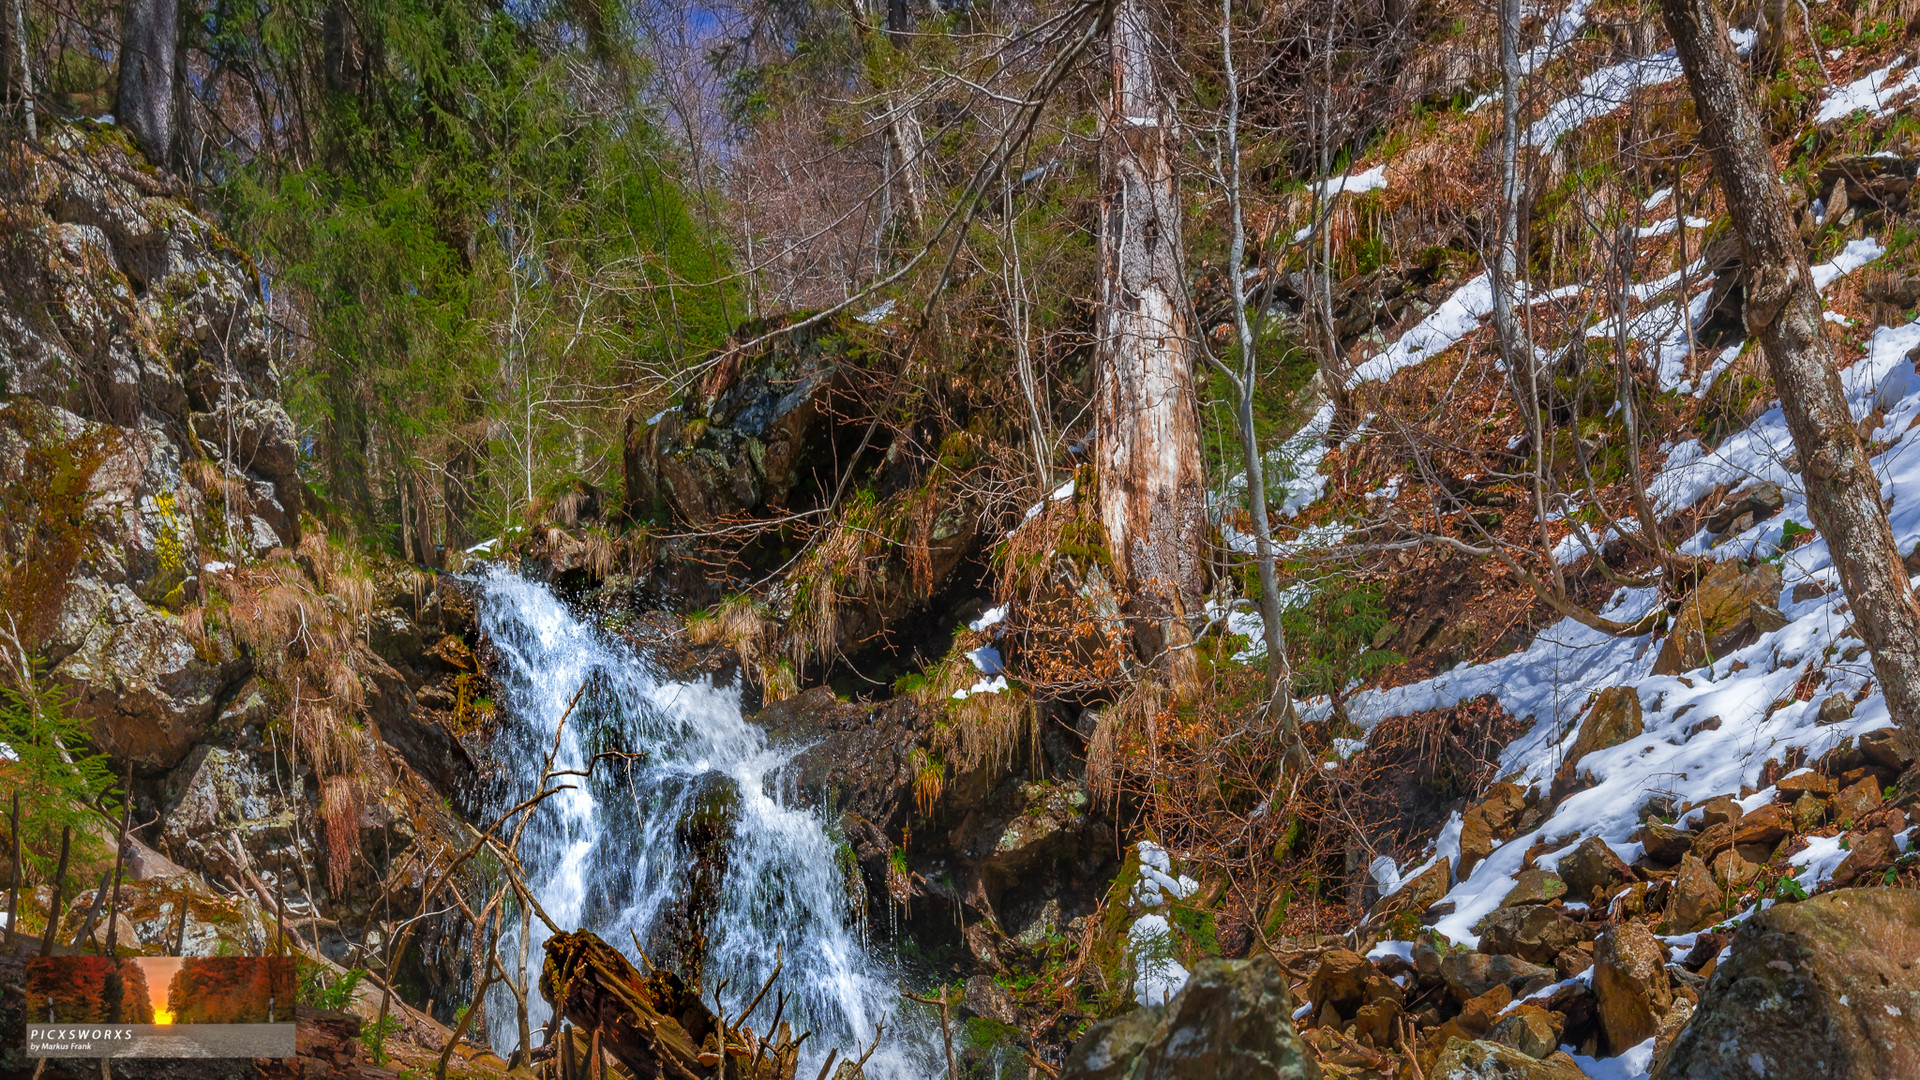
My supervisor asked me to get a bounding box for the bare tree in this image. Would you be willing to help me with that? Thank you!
[1204,0,1306,762]
[1096,0,1208,692]
[1661,0,1920,735]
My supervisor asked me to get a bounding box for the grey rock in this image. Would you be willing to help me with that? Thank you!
[1062,955,1317,1080]
[1658,888,1920,1079]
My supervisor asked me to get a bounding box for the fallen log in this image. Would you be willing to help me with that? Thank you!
[539,929,803,1080]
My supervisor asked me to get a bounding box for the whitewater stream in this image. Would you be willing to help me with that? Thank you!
[474,568,934,1076]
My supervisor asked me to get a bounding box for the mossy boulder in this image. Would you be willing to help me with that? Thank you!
[1657,888,1920,1079]
[1432,1037,1587,1079]
[1653,560,1783,676]
[1062,955,1317,1080]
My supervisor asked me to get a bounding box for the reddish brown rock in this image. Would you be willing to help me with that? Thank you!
[1659,855,1725,934]
[1557,837,1633,905]
[1633,821,1694,864]
[1594,920,1671,1053]
[1459,782,1530,880]
[1828,827,1897,889]
[1553,688,1644,802]
[1776,770,1836,798]
[1833,776,1884,825]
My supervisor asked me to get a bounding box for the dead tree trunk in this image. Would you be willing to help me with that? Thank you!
[118,0,176,164]
[1661,0,1920,738]
[1096,0,1208,691]
[540,930,799,1080]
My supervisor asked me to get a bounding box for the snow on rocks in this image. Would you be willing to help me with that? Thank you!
[968,605,1007,632]
[1126,842,1199,1006]
[951,675,1008,699]
[1128,914,1190,1006]
[1568,1037,1656,1080]
[966,645,1005,675]
[1355,311,1920,951]
[1132,841,1200,906]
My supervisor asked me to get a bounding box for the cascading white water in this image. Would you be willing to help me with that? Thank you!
[474,568,935,1077]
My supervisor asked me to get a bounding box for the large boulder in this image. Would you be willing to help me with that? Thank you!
[1061,954,1319,1080]
[623,317,856,526]
[1555,837,1633,905]
[1658,855,1725,934]
[1370,857,1451,925]
[52,579,246,771]
[1438,952,1556,1003]
[1657,888,1920,1079]
[1474,905,1592,965]
[756,687,922,830]
[1653,560,1783,675]
[1458,782,1529,879]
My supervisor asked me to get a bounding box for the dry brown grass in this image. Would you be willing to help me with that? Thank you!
[209,525,391,886]
[690,594,797,699]
[581,530,618,579]
[320,774,360,897]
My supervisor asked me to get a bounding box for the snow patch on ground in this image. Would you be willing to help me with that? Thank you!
[1569,1038,1656,1080]
[1527,51,1684,149]
[1817,54,1920,123]
[1315,165,1388,200]
[1351,274,1495,386]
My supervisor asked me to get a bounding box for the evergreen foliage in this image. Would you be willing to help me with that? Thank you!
[0,659,118,878]
[204,0,738,547]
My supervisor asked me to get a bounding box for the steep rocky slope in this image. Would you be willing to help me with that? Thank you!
[0,124,503,1076]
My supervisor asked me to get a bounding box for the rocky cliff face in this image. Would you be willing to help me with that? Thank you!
[1,124,302,772]
[0,124,483,1030]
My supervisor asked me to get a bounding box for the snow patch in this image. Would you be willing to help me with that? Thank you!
[969,605,1008,632]
[1816,55,1920,124]
[1128,914,1190,1006]
[1350,274,1496,387]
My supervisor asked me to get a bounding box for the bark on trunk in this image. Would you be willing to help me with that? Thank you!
[1095,0,1208,684]
[118,0,176,165]
[11,0,35,140]
[1753,0,1792,75]
[1661,0,1920,738]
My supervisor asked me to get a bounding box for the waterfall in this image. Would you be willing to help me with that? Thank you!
[473,568,935,1077]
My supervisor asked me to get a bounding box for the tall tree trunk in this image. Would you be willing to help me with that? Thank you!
[1096,0,1207,690]
[849,0,929,234]
[11,0,34,140]
[118,0,176,164]
[1752,0,1793,75]
[1661,0,1920,738]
